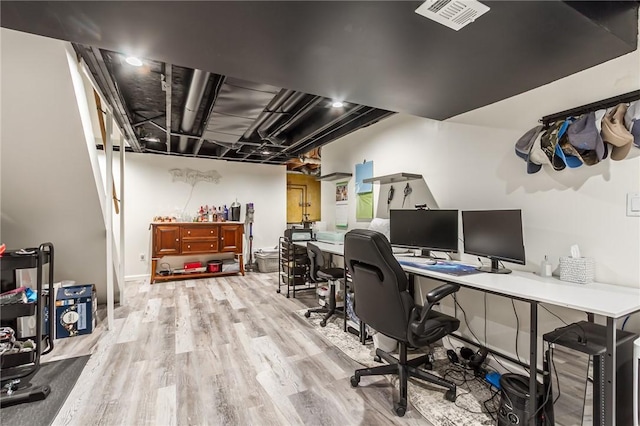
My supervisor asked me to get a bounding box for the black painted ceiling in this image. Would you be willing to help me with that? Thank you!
[2,1,638,164]
[73,44,392,168]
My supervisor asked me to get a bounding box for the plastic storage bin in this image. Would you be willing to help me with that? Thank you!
[255,249,279,273]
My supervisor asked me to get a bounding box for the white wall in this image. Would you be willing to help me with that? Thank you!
[321,48,640,365]
[97,152,286,277]
[1,29,107,300]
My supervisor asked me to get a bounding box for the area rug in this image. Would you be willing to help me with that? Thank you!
[1,355,90,425]
[296,309,496,425]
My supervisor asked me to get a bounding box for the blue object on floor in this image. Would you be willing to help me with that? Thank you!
[485,371,502,389]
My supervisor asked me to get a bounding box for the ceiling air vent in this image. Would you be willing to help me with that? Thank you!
[415,0,490,31]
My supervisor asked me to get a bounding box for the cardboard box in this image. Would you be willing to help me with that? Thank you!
[55,284,97,338]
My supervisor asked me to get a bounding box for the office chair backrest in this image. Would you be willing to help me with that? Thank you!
[344,229,414,341]
[307,243,325,283]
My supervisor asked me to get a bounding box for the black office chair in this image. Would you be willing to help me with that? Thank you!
[304,242,345,327]
[344,229,460,416]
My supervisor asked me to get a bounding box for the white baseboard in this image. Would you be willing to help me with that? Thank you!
[125,274,149,281]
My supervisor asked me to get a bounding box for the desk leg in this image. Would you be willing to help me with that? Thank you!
[604,317,617,426]
[343,265,348,332]
[529,302,538,426]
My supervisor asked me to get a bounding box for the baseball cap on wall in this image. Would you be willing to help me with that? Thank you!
[601,103,633,161]
[624,100,640,148]
[528,131,551,172]
[540,120,566,171]
[514,125,543,173]
[566,112,604,165]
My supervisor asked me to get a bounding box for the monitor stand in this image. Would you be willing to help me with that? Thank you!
[477,258,512,274]
[420,249,445,260]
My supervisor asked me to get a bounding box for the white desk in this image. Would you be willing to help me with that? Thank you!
[295,241,640,425]
[294,240,344,256]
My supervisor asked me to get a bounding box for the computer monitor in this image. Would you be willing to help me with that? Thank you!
[461,209,525,274]
[389,209,458,256]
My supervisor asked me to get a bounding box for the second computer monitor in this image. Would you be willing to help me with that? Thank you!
[462,209,525,274]
[389,209,458,254]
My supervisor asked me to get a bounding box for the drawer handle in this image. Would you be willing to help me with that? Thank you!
[188,245,191,249]
[210,230,213,234]
[175,239,179,242]
[188,231,191,234]
[210,245,213,248]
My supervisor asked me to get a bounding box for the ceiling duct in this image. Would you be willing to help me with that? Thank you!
[242,89,294,140]
[256,92,307,142]
[178,69,210,152]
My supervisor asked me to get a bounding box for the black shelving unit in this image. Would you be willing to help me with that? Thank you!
[1,243,55,406]
[277,237,314,298]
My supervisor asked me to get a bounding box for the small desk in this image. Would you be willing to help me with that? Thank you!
[294,241,640,426]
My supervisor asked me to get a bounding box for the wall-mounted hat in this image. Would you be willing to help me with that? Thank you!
[545,118,582,170]
[624,100,640,148]
[541,121,566,171]
[555,134,583,168]
[515,125,543,173]
[528,131,551,173]
[601,103,633,160]
[565,112,604,165]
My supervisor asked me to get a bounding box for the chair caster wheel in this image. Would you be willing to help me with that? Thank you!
[374,355,382,363]
[445,389,456,402]
[320,320,327,327]
[350,375,360,387]
[423,362,433,370]
[304,311,311,318]
[276,289,281,293]
[394,401,407,417]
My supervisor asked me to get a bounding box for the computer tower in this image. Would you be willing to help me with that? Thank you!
[497,351,554,426]
[543,321,637,426]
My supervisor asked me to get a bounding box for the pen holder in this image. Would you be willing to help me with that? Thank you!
[559,256,595,284]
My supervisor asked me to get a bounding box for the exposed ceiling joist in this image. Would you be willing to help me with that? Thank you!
[86,46,143,152]
[193,76,226,157]
[164,63,172,154]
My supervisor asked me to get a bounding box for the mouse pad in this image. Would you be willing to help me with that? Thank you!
[399,260,483,276]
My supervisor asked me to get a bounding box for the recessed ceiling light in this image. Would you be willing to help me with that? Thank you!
[331,101,344,108]
[125,56,143,67]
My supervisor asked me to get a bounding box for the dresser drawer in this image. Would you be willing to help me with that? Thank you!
[181,226,218,239]
[182,240,219,254]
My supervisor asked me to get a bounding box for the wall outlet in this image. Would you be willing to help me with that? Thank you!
[627,192,640,217]
[139,252,146,261]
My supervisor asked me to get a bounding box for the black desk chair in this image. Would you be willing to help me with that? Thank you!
[304,242,344,327]
[344,229,460,416]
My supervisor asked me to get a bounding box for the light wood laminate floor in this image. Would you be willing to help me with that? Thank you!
[44,273,434,426]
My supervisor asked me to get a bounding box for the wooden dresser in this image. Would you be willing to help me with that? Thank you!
[149,222,244,283]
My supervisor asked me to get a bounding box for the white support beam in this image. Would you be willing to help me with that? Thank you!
[105,112,115,330]
[119,134,126,305]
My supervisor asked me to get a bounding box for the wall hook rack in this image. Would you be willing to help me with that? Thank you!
[540,90,640,126]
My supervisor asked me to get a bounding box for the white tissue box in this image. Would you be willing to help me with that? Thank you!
[559,256,595,284]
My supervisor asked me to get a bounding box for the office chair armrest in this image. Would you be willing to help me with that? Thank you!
[426,283,459,304]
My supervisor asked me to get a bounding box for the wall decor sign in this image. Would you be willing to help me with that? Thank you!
[169,168,221,186]
[355,160,373,194]
[355,160,374,220]
[336,180,349,228]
